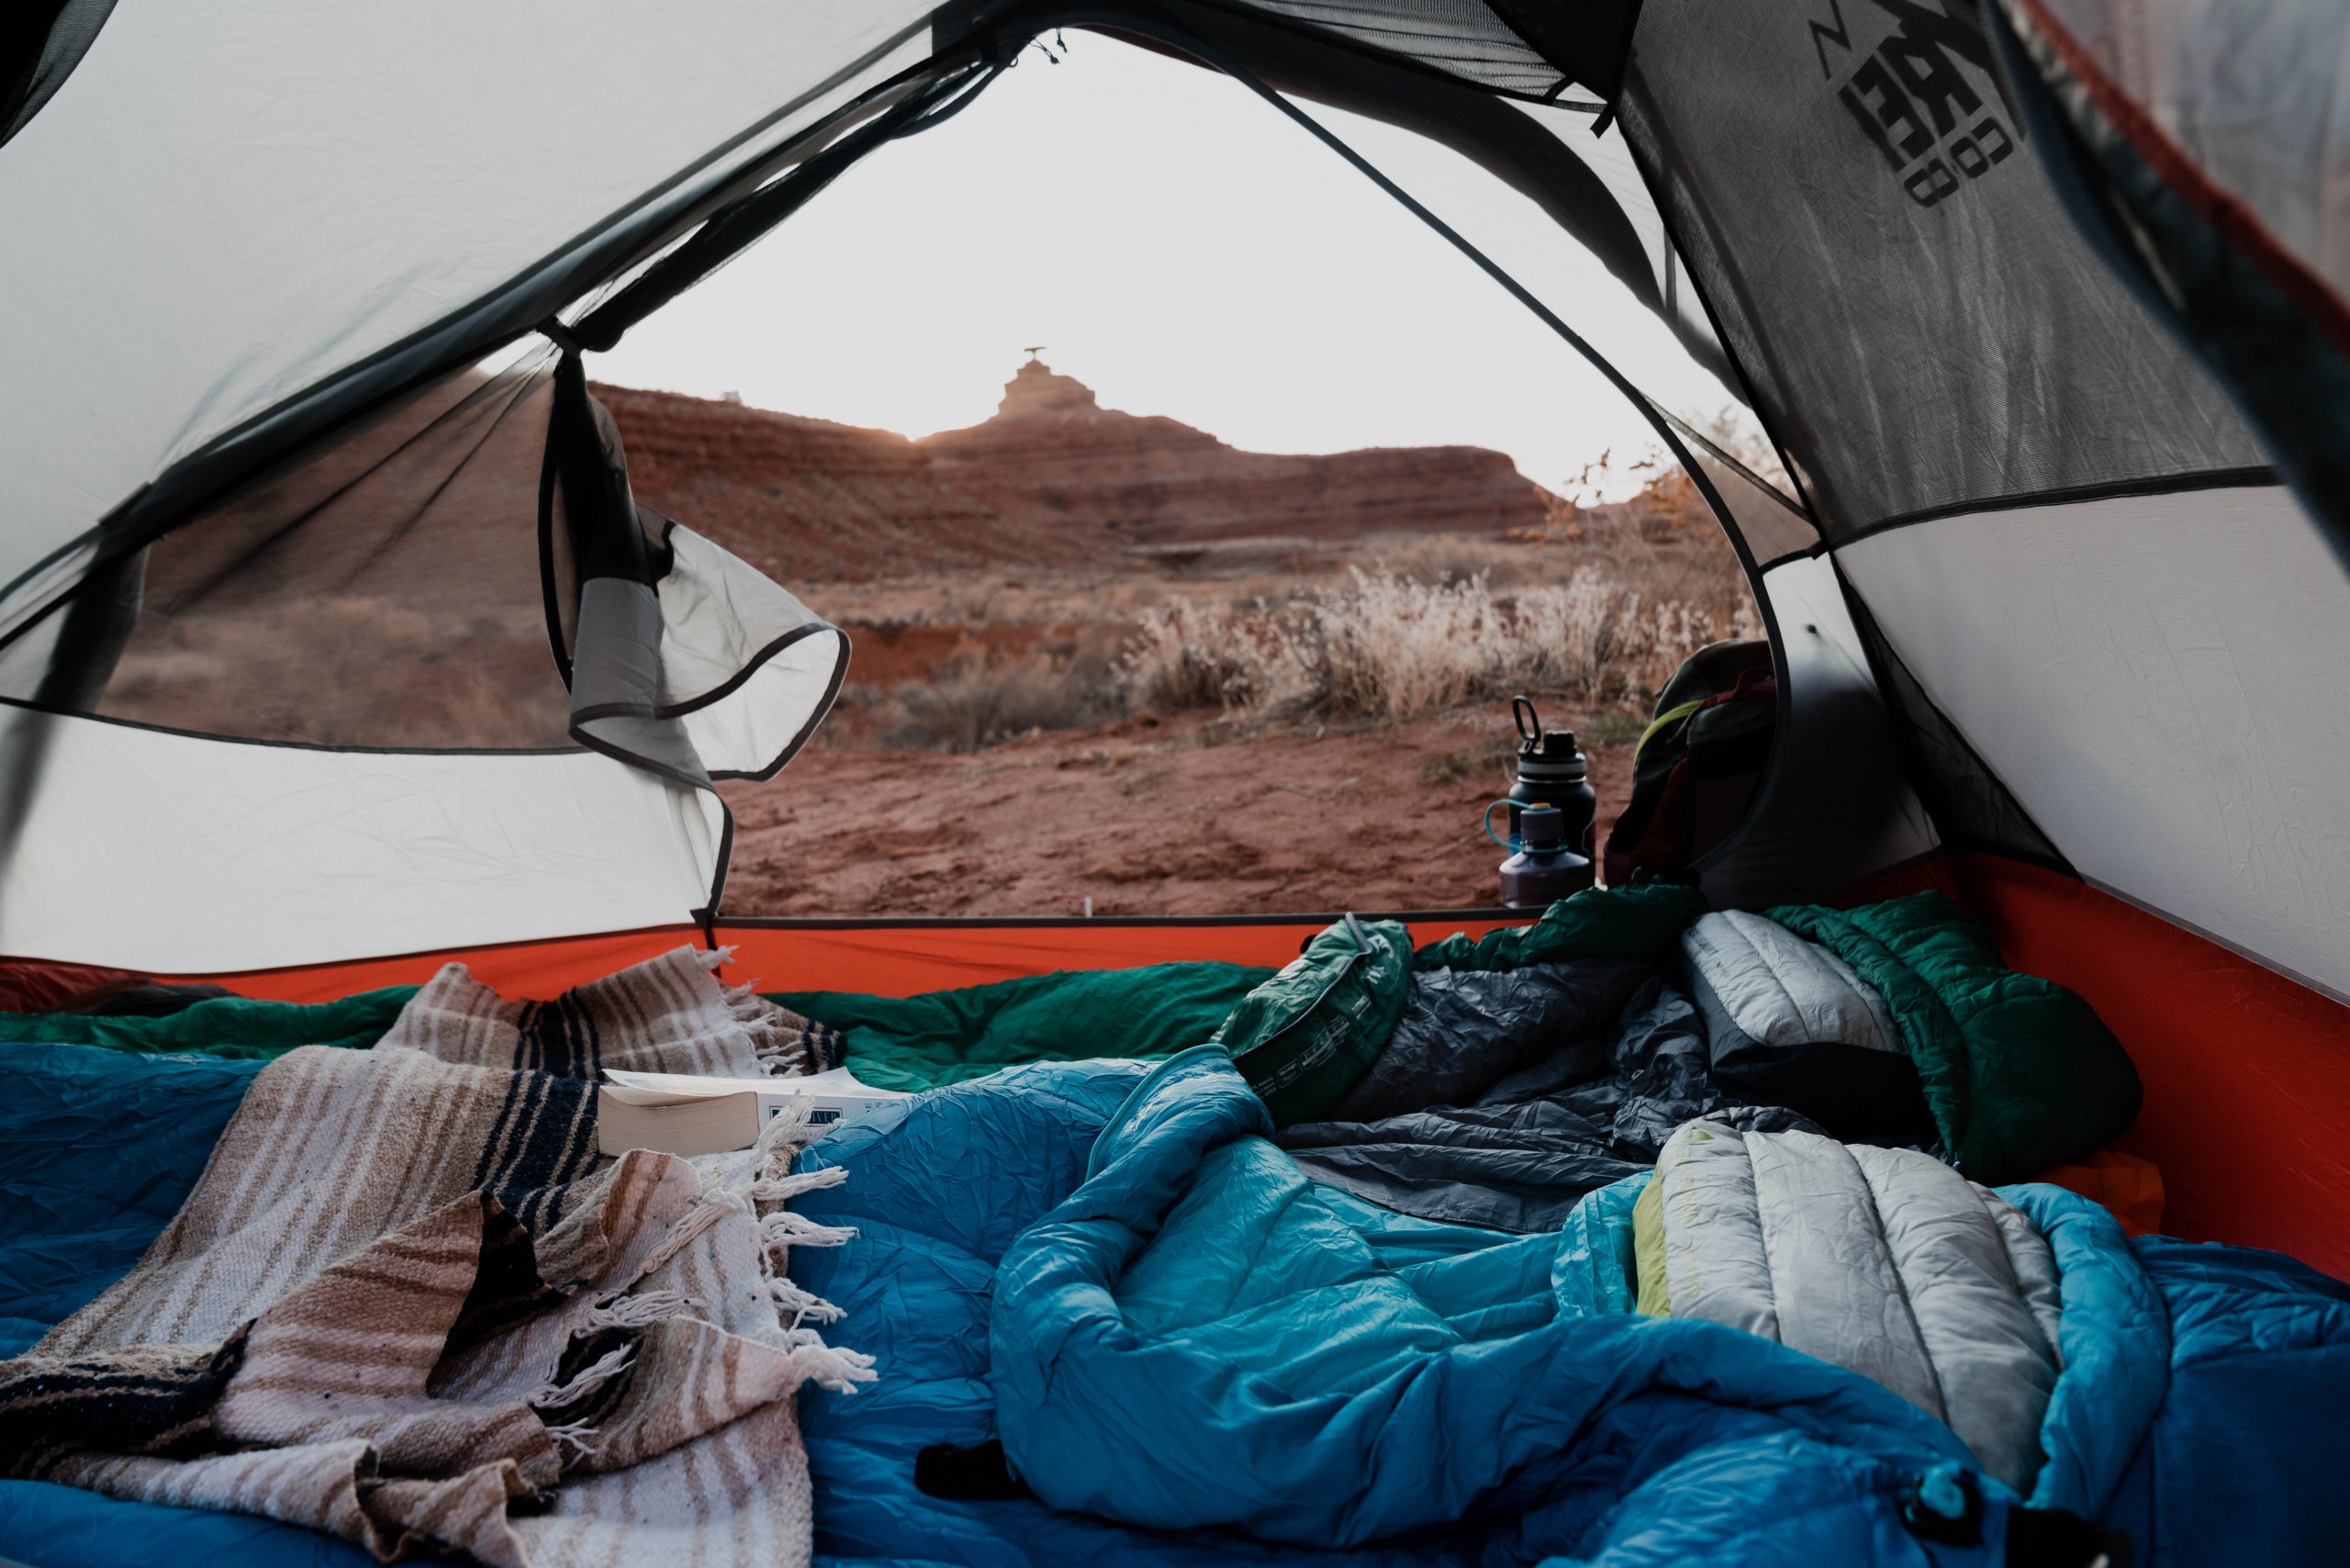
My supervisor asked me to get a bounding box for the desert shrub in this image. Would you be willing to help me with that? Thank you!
[1373,533,1527,589]
[1120,597,1298,712]
[884,644,1126,752]
[1122,565,1751,725]
[1291,571,1511,721]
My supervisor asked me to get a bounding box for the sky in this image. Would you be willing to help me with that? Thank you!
[593,30,1750,499]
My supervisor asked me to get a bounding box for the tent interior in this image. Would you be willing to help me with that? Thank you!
[4,0,2350,1563]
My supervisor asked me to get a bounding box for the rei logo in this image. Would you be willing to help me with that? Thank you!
[1808,0,2018,210]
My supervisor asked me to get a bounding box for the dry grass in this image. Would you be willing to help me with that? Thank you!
[1121,562,1757,725]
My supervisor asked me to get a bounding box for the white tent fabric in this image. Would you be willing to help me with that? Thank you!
[0,705,724,972]
[1840,484,2350,996]
[0,0,933,633]
[0,2,920,969]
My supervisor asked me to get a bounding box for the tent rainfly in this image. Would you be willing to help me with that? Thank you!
[2,0,2348,1267]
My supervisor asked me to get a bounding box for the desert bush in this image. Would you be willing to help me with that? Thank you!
[884,644,1126,752]
[1291,571,1512,721]
[1122,564,1751,725]
[1120,597,1299,712]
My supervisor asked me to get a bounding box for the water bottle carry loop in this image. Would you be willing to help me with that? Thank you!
[1484,798,1553,852]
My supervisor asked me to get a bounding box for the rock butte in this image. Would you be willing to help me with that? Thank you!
[601,357,1551,582]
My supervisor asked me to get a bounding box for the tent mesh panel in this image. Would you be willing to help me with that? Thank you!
[1615,2,2267,540]
[41,350,577,749]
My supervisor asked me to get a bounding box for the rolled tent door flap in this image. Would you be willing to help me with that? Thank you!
[565,532,850,785]
[655,528,851,780]
[543,350,849,789]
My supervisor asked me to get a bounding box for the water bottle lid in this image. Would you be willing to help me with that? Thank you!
[1517,803,1566,853]
[1517,732,1586,785]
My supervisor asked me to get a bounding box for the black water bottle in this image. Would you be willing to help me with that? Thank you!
[1506,696,1597,862]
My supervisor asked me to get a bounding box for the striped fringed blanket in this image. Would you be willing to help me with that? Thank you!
[381,942,846,1080]
[0,946,868,1567]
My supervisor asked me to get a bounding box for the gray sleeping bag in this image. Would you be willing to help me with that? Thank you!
[1681,910,1934,1146]
[1639,1119,2063,1494]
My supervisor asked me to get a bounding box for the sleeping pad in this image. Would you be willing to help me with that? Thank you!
[3,1044,2348,1566]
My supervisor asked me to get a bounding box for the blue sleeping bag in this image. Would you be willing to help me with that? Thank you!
[0,1044,263,1358]
[5,1045,2349,1566]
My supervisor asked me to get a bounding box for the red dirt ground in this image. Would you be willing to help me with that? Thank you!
[721,705,1635,917]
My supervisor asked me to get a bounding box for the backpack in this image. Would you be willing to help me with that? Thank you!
[1604,640,1776,886]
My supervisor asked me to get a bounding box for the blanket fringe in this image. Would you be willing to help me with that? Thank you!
[543,1419,602,1463]
[782,1332,878,1394]
[767,1275,846,1328]
[566,1010,872,1396]
[743,1103,871,1386]
[582,1290,703,1332]
[758,1208,860,1250]
[529,1343,636,1411]
[755,1097,822,1152]
[750,1164,849,1204]
[695,950,847,1077]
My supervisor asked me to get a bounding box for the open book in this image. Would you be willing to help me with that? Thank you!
[596,1065,908,1158]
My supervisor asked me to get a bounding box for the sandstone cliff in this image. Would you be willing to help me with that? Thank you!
[602,358,1550,580]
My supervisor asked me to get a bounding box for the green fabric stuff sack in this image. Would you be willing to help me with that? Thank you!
[1214,915,1413,1126]
[771,959,1273,1094]
[1768,892,2143,1183]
